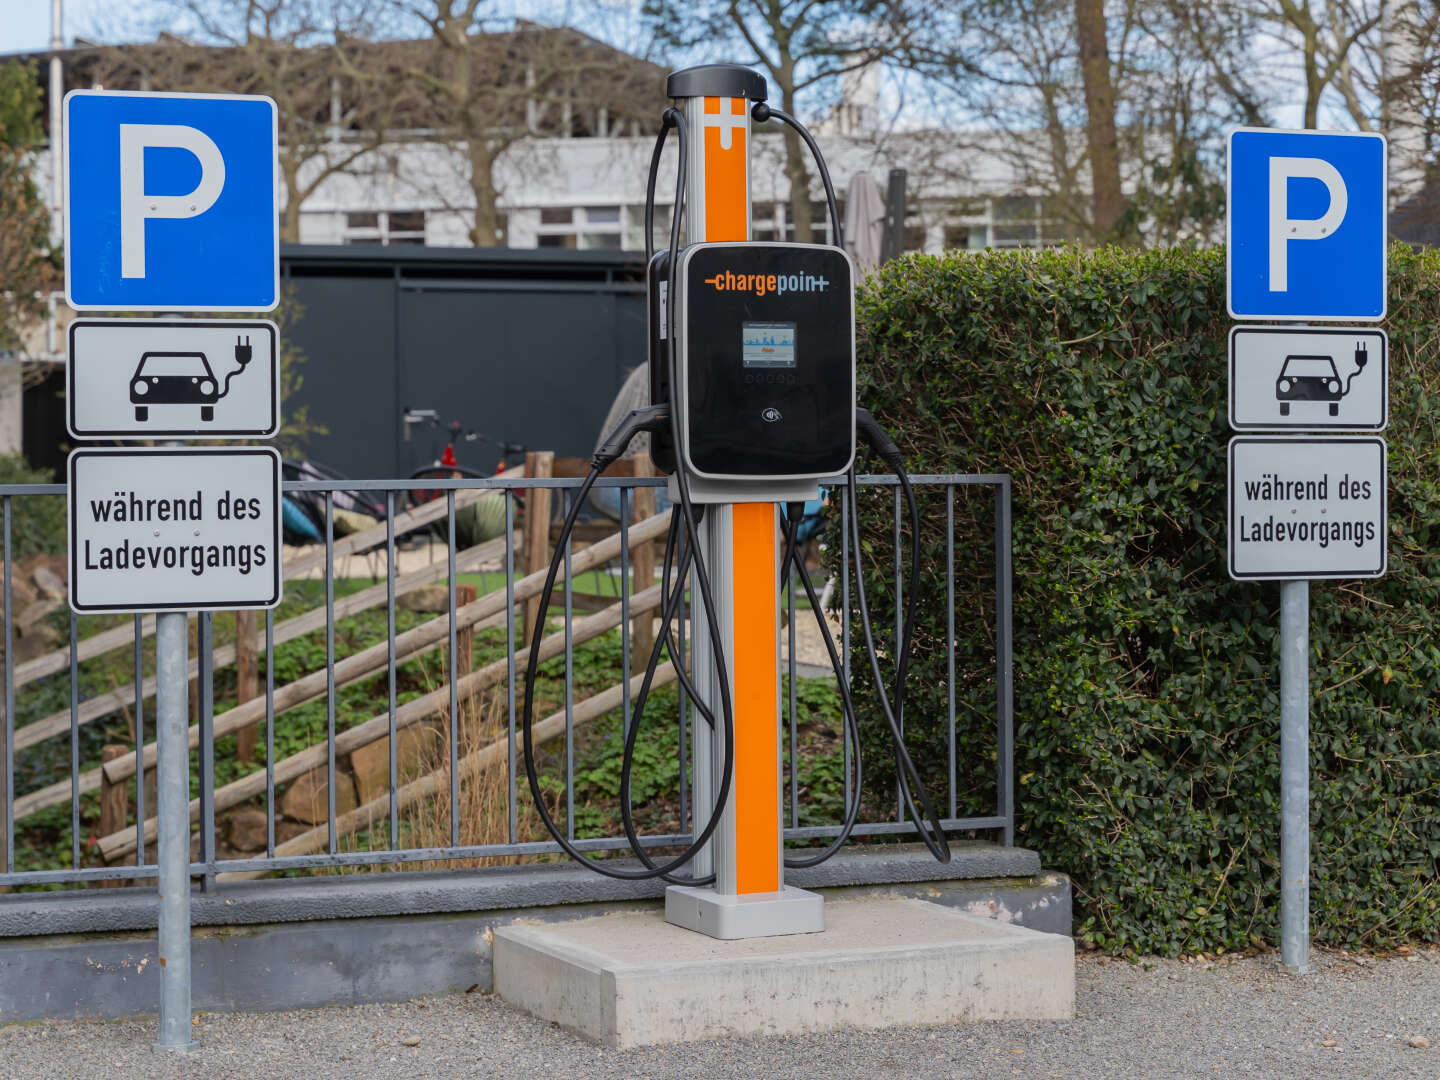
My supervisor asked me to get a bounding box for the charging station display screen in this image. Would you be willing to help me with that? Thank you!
[742,322,797,368]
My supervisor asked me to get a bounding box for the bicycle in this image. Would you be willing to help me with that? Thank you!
[401,409,528,544]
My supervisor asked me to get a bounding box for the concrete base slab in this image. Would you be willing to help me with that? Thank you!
[494,895,1075,1048]
[665,884,824,939]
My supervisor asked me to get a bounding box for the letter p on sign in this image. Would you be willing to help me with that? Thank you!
[118,125,227,279]
[1227,128,1386,322]
[66,91,278,312]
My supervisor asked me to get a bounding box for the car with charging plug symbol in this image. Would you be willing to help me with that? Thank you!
[130,336,254,422]
[1274,342,1368,417]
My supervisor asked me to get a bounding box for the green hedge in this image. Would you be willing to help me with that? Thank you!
[852,244,1440,955]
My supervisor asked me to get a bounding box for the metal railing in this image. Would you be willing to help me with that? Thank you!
[0,472,1012,891]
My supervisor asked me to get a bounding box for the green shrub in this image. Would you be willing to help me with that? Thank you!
[852,243,1440,955]
[0,454,66,561]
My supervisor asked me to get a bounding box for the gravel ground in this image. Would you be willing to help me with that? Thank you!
[2,946,1436,1079]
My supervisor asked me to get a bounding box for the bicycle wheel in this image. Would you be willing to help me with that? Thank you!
[405,465,491,512]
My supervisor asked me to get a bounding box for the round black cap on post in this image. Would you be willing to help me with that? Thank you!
[666,64,768,102]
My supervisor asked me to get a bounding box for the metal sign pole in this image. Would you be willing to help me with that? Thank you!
[1278,579,1312,974]
[154,610,196,1051]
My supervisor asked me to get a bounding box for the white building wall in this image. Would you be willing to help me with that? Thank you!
[283,130,1071,256]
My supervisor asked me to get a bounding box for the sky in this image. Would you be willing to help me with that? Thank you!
[0,0,135,55]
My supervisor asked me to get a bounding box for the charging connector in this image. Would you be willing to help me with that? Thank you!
[219,335,254,399]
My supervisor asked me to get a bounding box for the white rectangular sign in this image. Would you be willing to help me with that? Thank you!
[1229,326,1386,432]
[68,448,282,613]
[67,319,279,439]
[1228,437,1386,580]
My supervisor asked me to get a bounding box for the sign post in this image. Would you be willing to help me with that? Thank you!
[64,88,280,1050]
[1226,127,1387,975]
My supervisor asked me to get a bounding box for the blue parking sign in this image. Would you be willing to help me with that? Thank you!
[65,91,278,312]
[1227,128,1387,321]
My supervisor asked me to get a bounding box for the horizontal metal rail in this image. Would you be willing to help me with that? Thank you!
[0,472,1012,890]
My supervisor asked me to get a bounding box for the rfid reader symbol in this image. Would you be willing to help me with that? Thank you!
[130,335,255,422]
[1275,341,1369,417]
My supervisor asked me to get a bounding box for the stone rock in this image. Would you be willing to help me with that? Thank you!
[1409,1036,1430,1049]
[349,724,445,804]
[275,819,313,844]
[0,570,38,618]
[16,598,63,633]
[400,1036,421,1047]
[226,809,270,852]
[280,767,359,825]
[13,618,63,663]
[398,585,451,613]
[31,566,65,599]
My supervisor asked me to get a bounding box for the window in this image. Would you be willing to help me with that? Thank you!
[752,202,782,243]
[944,225,987,251]
[343,210,426,246]
[535,206,623,250]
[903,215,927,252]
[635,204,675,251]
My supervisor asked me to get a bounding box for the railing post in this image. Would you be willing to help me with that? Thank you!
[521,452,554,643]
[631,454,656,662]
[197,613,216,893]
[154,610,195,1052]
[995,477,1014,847]
[234,610,258,764]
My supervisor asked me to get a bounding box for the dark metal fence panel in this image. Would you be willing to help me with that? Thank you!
[279,246,648,479]
[0,473,1010,890]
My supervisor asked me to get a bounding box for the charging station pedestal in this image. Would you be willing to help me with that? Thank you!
[656,66,867,940]
[491,63,1076,1040]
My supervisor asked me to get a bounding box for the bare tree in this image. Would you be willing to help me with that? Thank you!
[899,0,1254,245]
[645,0,895,243]
[1075,0,1126,236]
[381,7,660,244]
[88,0,406,242]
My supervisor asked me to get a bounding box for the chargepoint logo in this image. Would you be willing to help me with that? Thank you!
[704,269,830,297]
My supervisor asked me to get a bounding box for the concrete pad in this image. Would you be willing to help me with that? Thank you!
[493,895,1075,1048]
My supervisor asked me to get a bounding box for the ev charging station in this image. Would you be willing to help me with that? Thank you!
[662,70,854,937]
[520,63,952,940]
[501,65,1073,1043]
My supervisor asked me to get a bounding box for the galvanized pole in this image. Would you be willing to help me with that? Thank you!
[1279,580,1313,974]
[154,611,196,1051]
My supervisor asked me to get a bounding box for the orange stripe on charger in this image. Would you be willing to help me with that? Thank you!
[700,93,771,892]
[702,96,747,242]
[731,502,779,895]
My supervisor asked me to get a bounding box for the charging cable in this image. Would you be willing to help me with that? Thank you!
[522,107,741,882]
[851,408,952,863]
[1342,340,1369,396]
[751,103,843,251]
[218,335,253,399]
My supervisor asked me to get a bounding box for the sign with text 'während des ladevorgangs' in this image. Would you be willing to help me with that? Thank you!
[68,448,281,613]
[1228,437,1386,580]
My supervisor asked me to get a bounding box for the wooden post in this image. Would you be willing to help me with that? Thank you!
[521,451,554,644]
[99,744,129,887]
[631,453,656,662]
[235,610,259,764]
[452,583,478,736]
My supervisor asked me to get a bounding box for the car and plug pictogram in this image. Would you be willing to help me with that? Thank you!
[130,335,255,422]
